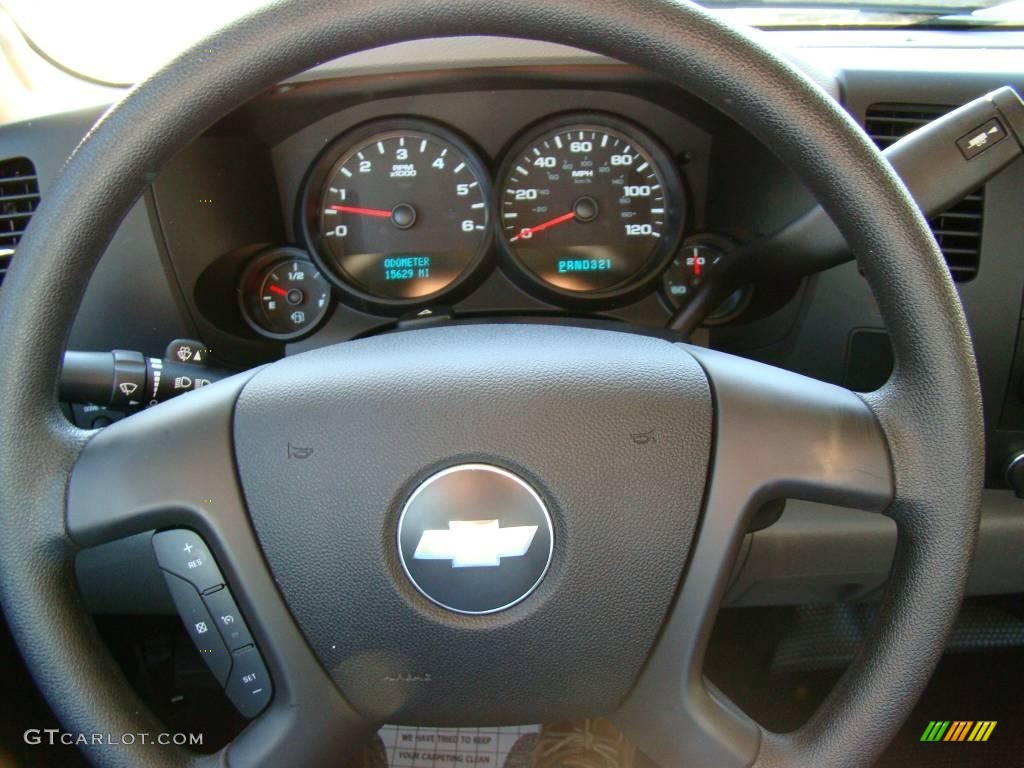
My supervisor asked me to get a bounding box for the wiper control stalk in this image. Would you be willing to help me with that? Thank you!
[60,349,231,411]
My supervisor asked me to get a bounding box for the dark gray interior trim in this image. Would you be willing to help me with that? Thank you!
[726,491,1024,607]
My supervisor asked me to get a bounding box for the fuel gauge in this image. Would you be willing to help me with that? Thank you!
[240,248,330,340]
[662,239,750,326]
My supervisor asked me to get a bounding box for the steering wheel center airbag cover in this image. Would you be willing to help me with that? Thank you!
[233,324,712,723]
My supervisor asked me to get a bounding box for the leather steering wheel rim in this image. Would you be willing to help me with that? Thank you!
[0,1,983,767]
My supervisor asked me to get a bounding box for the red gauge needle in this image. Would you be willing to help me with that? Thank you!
[510,211,576,242]
[268,285,288,297]
[329,204,392,218]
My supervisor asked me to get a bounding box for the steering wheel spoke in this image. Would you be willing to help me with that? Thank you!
[67,372,257,547]
[616,347,893,767]
[66,375,375,766]
[688,346,893,512]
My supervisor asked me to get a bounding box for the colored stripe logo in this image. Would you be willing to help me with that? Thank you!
[921,721,997,742]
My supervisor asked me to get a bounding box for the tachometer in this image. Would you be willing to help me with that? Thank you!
[301,120,492,308]
[497,115,683,302]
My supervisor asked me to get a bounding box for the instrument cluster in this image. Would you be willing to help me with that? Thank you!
[238,112,735,340]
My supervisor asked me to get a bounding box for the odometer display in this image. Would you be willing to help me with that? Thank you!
[497,117,683,298]
[304,122,491,305]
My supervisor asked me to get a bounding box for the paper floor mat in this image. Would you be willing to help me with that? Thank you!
[377,725,541,768]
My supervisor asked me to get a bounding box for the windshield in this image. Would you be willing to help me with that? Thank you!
[0,0,1020,120]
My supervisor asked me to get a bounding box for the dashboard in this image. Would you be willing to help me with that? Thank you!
[1,31,1023,610]
[248,109,689,337]
[149,70,811,371]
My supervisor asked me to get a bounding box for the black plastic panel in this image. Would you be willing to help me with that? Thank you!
[150,137,287,369]
[0,108,192,358]
[726,491,1024,607]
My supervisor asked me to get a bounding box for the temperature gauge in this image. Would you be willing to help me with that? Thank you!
[239,248,330,340]
[662,240,750,325]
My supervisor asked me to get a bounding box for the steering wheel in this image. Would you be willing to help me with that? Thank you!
[0,1,983,766]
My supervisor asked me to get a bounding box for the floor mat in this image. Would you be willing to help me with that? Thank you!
[376,725,541,767]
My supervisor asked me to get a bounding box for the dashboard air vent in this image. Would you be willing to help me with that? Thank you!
[864,104,981,282]
[0,157,40,289]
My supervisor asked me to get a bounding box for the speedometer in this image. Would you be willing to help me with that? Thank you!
[497,115,683,302]
[301,119,492,309]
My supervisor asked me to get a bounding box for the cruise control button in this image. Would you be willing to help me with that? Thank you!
[152,529,224,593]
[162,572,232,686]
[225,648,272,718]
[202,587,254,651]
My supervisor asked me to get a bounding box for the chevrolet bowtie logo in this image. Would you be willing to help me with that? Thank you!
[414,520,538,568]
